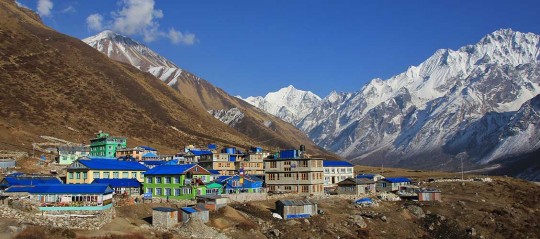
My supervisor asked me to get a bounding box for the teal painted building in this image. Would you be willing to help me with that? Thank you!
[143,164,212,200]
[90,132,127,157]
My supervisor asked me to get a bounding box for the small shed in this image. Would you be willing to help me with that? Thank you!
[196,195,228,211]
[152,207,178,229]
[376,177,411,192]
[336,177,376,195]
[179,207,209,223]
[275,199,318,220]
[418,188,442,202]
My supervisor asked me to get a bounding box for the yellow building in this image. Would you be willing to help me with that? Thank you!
[66,157,148,184]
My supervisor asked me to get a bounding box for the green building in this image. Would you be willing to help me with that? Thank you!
[143,164,212,200]
[89,132,127,157]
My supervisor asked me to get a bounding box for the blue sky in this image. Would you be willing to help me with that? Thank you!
[18,0,540,98]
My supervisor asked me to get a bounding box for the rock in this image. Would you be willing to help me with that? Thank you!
[458,201,466,207]
[270,229,281,237]
[286,220,300,226]
[351,215,367,228]
[380,216,387,222]
[436,215,446,221]
[407,205,425,218]
[467,227,477,236]
[304,219,311,225]
[8,226,20,233]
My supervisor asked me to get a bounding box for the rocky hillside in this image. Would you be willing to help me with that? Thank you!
[0,0,271,153]
[83,30,333,157]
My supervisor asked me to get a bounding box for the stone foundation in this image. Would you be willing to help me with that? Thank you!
[0,204,115,230]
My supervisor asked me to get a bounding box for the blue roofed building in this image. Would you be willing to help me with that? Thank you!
[376,177,412,192]
[356,174,385,182]
[214,175,264,194]
[4,184,114,211]
[66,158,148,184]
[91,178,142,195]
[184,150,213,164]
[144,164,211,200]
[141,152,159,161]
[323,160,354,188]
[0,174,62,190]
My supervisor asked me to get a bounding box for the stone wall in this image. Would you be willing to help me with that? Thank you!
[0,204,115,230]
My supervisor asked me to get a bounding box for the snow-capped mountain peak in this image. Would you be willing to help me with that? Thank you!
[242,85,322,125]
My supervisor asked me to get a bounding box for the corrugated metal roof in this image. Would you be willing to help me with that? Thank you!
[138,146,156,151]
[142,152,158,158]
[140,160,167,166]
[2,176,63,186]
[189,150,213,156]
[4,186,35,193]
[208,170,220,175]
[323,160,354,167]
[91,178,141,188]
[144,164,209,175]
[181,207,198,213]
[78,159,148,171]
[27,184,113,194]
[383,177,411,183]
[153,207,176,212]
[277,199,316,206]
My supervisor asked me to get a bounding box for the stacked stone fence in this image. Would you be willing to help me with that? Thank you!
[0,204,115,230]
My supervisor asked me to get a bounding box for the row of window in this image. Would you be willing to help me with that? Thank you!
[146,175,208,184]
[267,160,322,168]
[268,184,323,193]
[68,171,142,180]
[267,172,323,181]
[323,168,354,173]
[146,187,214,196]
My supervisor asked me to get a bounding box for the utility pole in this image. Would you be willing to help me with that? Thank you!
[461,157,464,181]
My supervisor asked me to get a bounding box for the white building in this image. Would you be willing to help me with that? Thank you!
[323,160,354,188]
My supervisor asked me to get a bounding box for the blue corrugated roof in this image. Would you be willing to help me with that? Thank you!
[2,176,63,186]
[4,186,35,193]
[140,160,167,166]
[208,170,220,175]
[356,174,376,179]
[91,178,141,188]
[189,150,213,156]
[181,207,198,213]
[384,177,411,183]
[27,184,113,194]
[144,164,208,175]
[153,207,176,212]
[142,152,158,158]
[78,159,148,171]
[138,146,157,151]
[86,156,118,160]
[215,175,262,183]
[323,160,354,167]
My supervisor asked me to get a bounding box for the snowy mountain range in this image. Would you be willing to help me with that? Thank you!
[244,29,540,176]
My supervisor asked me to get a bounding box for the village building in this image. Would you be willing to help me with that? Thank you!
[215,175,264,194]
[141,152,159,161]
[0,158,16,172]
[264,149,324,194]
[336,177,376,195]
[417,188,442,202]
[152,207,178,228]
[238,147,267,175]
[0,174,62,190]
[208,170,222,181]
[115,146,158,161]
[57,145,90,165]
[323,160,354,188]
[143,164,211,200]
[91,178,142,195]
[5,184,114,211]
[205,182,223,195]
[196,195,228,211]
[198,151,236,176]
[184,149,213,164]
[179,207,209,223]
[275,199,318,220]
[66,158,148,184]
[90,132,127,157]
[376,177,412,192]
[356,173,385,182]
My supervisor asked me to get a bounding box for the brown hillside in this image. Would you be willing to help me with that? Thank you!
[0,0,263,153]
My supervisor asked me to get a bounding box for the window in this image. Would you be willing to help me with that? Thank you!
[268,174,276,180]
[165,188,171,196]
[270,161,277,168]
[146,188,153,194]
[76,172,81,179]
[284,161,291,165]
[182,188,192,195]
[122,172,128,178]
[147,177,153,183]
[232,180,240,187]
[165,177,171,183]
[156,188,162,195]
[103,172,110,179]
[93,172,100,179]
[284,167,291,172]
[156,177,162,183]
[113,172,119,179]
[69,172,74,179]
[174,176,180,183]
[174,189,180,196]
[299,161,308,167]
[83,172,87,179]
[301,173,308,180]
[302,186,309,193]
[284,173,292,178]
[132,172,137,178]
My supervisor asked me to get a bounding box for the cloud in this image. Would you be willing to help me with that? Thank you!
[86,14,104,31]
[168,28,196,45]
[86,0,197,45]
[61,5,76,13]
[37,0,53,17]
